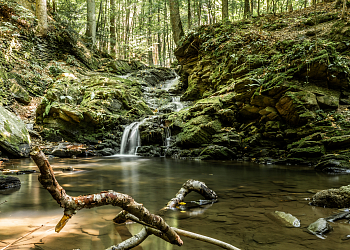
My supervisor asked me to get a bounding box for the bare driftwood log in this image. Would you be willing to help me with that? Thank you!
[165,179,218,209]
[30,147,182,246]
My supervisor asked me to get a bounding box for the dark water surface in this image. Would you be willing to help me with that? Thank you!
[1,156,350,250]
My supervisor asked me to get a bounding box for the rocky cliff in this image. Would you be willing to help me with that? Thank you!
[167,2,350,172]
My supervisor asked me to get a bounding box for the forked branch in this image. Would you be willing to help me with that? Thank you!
[30,146,182,246]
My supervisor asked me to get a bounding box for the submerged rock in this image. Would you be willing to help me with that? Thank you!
[307,218,332,238]
[274,211,301,227]
[0,175,21,189]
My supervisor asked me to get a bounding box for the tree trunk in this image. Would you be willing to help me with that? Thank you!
[244,0,250,18]
[188,0,192,29]
[198,0,202,26]
[36,0,48,36]
[342,0,347,19]
[257,0,260,16]
[168,0,185,46]
[110,0,116,56]
[250,0,254,16]
[148,0,154,65]
[86,0,96,45]
[222,0,229,21]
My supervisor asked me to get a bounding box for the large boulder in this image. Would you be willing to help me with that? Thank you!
[311,185,350,208]
[276,91,319,126]
[0,106,30,157]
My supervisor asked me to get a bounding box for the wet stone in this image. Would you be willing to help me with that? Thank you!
[0,175,21,189]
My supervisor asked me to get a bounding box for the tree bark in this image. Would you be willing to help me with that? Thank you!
[86,0,96,45]
[36,0,48,36]
[222,0,229,21]
[168,0,185,46]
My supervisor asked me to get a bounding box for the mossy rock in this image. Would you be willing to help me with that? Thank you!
[322,135,350,149]
[311,184,350,208]
[199,145,236,160]
[0,106,30,157]
[288,145,325,158]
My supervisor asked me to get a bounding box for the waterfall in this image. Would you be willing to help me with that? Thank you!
[171,96,184,112]
[164,127,171,147]
[120,122,141,155]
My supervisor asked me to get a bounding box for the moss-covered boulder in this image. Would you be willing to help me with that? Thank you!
[9,80,31,104]
[199,145,236,160]
[0,106,30,157]
[311,185,350,208]
[276,91,319,126]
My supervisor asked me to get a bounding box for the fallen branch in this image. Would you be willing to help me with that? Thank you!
[165,179,218,209]
[30,146,182,246]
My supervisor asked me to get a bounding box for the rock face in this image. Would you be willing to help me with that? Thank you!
[167,12,350,167]
[0,106,30,157]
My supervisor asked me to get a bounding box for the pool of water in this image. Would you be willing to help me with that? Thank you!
[1,156,350,250]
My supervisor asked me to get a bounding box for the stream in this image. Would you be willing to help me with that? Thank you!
[1,157,350,250]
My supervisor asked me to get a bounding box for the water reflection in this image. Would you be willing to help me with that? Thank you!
[1,157,350,249]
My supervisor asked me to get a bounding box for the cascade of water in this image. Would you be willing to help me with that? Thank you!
[164,127,171,147]
[171,96,184,112]
[120,122,141,155]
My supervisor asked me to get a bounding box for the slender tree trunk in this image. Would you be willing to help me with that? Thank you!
[96,0,103,41]
[102,0,107,51]
[148,0,154,65]
[257,0,260,16]
[52,0,56,12]
[188,0,192,29]
[125,0,131,59]
[208,0,212,24]
[168,0,185,46]
[110,0,116,56]
[163,0,167,66]
[342,0,347,19]
[157,5,161,65]
[267,0,270,13]
[86,0,96,45]
[222,0,229,21]
[36,0,48,36]
[250,0,254,16]
[198,0,202,26]
[244,0,250,18]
